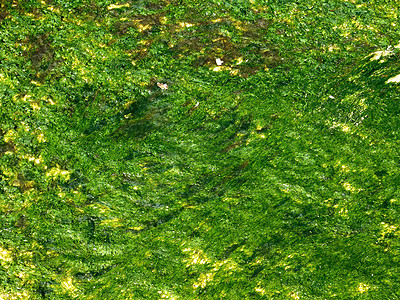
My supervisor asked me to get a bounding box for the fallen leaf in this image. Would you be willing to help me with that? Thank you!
[216,58,223,66]
[157,82,168,90]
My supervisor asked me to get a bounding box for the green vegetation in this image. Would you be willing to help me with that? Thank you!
[1,0,400,298]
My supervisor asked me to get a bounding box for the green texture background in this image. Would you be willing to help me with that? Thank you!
[1,0,400,298]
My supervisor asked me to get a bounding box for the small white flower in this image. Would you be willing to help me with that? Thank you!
[216,58,223,66]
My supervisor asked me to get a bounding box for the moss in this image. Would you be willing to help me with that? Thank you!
[1,0,400,299]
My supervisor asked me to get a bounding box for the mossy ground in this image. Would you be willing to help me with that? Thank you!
[1,0,400,299]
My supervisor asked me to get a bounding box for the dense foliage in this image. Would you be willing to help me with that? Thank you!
[1,0,400,298]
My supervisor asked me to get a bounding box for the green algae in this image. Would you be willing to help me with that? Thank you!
[1,0,400,298]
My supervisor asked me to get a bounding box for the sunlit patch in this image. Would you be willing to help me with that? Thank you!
[30,102,40,110]
[13,93,42,111]
[235,57,244,65]
[37,133,46,143]
[159,16,168,24]
[341,165,350,173]
[20,122,30,132]
[335,205,348,217]
[333,23,352,38]
[193,272,214,289]
[290,292,300,299]
[3,129,16,143]
[358,98,368,109]
[329,122,352,132]
[212,259,239,273]
[22,94,31,102]
[327,45,339,52]
[0,291,30,299]
[88,203,109,214]
[341,125,350,132]
[107,3,130,10]
[255,287,267,296]
[157,290,177,299]
[0,247,12,263]
[46,5,60,13]
[343,182,359,192]
[16,271,28,280]
[350,19,377,33]
[212,18,223,23]
[357,282,371,293]
[280,184,290,194]
[30,80,41,86]
[379,222,399,238]
[386,74,400,83]
[85,47,96,58]
[128,226,144,232]
[212,66,232,72]
[232,19,248,31]
[138,40,150,46]
[166,166,182,175]
[61,276,78,297]
[183,248,210,266]
[46,165,71,181]
[212,65,222,72]
[100,218,123,228]
[369,49,393,61]
[137,23,151,32]
[179,22,194,28]
[193,220,211,232]
[41,95,55,105]
[23,154,43,165]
